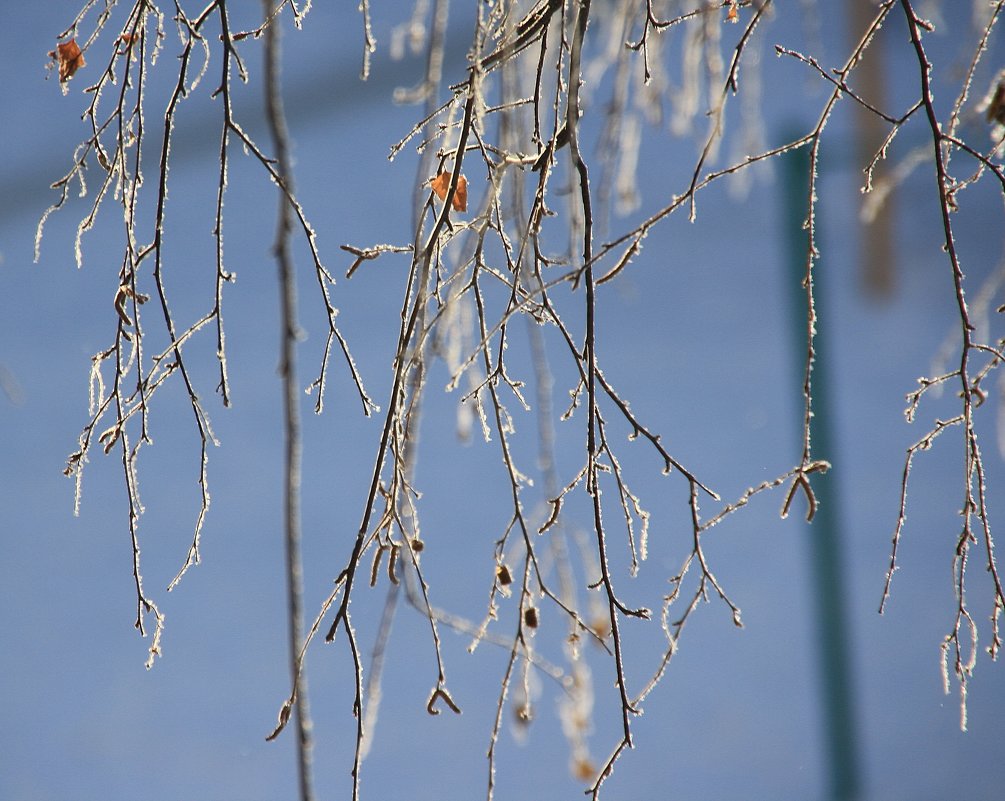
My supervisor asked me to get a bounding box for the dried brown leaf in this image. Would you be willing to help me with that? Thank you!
[429,171,467,212]
[49,39,85,83]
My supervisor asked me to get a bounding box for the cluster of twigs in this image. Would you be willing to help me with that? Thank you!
[39,0,1003,799]
[877,0,1005,732]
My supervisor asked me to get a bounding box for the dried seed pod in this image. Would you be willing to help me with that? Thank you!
[369,545,387,587]
[496,564,512,586]
[572,757,598,782]
[387,545,399,585]
[981,69,1005,128]
[524,606,539,629]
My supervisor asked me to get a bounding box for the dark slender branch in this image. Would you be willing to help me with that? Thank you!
[262,3,316,799]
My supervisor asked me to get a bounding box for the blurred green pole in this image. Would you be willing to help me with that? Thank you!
[783,141,862,801]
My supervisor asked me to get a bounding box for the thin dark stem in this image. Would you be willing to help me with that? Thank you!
[263,3,315,799]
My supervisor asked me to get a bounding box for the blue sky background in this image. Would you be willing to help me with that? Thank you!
[2,3,1004,800]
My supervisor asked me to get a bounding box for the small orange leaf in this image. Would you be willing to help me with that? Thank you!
[49,38,86,83]
[430,171,467,212]
[453,175,468,212]
[429,171,449,201]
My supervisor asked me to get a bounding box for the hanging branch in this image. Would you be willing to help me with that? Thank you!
[261,1,316,799]
[879,0,1005,730]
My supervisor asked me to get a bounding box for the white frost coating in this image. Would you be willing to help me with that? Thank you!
[638,507,650,563]
[149,7,166,67]
[475,389,491,443]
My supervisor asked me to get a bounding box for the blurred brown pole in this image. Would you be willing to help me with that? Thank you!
[851,0,896,299]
